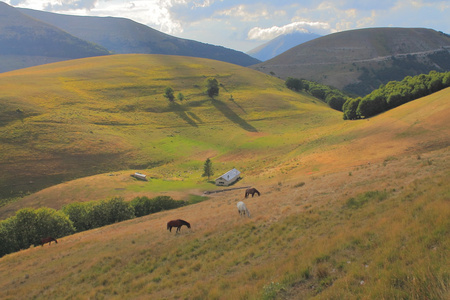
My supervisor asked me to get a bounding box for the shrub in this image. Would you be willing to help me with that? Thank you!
[0,218,19,257]
[205,77,219,98]
[130,196,186,217]
[0,207,75,257]
[62,202,95,232]
[90,197,135,228]
[262,282,286,300]
[344,190,388,209]
[285,77,303,91]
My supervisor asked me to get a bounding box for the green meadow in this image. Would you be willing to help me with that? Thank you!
[0,54,338,207]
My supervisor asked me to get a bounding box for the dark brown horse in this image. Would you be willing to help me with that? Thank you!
[40,237,58,246]
[245,188,260,198]
[167,219,191,233]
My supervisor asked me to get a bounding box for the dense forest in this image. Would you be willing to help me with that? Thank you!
[286,70,450,119]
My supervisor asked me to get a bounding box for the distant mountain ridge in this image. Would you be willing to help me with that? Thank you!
[247,32,321,61]
[251,27,450,95]
[0,2,110,73]
[18,7,260,67]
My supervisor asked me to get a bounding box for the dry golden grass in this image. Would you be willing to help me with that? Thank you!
[0,146,448,299]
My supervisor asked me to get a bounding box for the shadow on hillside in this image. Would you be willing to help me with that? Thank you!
[169,102,198,127]
[229,97,247,114]
[187,112,203,123]
[211,99,257,132]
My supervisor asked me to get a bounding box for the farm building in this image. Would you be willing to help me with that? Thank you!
[215,168,241,186]
[131,172,148,181]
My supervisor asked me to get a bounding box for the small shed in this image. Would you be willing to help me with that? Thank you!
[131,172,148,181]
[215,168,241,186]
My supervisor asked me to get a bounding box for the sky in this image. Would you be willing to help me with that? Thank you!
[4,0,450,52]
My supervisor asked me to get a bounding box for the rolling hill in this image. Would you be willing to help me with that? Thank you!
[247,31,321,61]
[0,53,336,210]
[251,27,450,96]
[17,6,260,67]
[0,52,448,297]
[0,2,110,73]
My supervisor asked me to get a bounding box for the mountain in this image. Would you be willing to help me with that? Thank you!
[247,31,321,61]
[251,27,450,95]
[0,2,110,73]
[18,7,260,67]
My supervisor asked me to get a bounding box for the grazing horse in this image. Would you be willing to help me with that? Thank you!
[167,219,191,233]
[237,201,251,218]
[40,237,58,246]
[245,188,260,198]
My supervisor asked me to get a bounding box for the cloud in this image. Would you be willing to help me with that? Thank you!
[216,4,269,22]
[9,0,26,5]
[247,21,331,40]
[43,0,99,11]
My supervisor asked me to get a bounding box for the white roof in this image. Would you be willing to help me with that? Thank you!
[216,168,240,181]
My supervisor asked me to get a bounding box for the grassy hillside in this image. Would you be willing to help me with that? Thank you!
[0,54,337,213]
[0,55,448,298]
[0,88,448,298]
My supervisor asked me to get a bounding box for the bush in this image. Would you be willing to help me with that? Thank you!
[64,197,134,231]
[0,207,75,257]
[0,218,19,257]
[205,77,219,98]
[344,190,388,209]
[131,196,186,217]
[62,202,94,232]
[90,197,135,228]
[285,77,303,91]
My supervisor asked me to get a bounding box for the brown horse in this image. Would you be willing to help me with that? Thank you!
[40,237,58,246]
[245,188,260,198]
[167,219,191,233]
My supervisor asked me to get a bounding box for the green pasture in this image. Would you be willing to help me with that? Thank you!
[0,54,347,202]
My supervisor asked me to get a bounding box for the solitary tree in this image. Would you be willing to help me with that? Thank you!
[177,92,185,101]
[202,158,214,180]
[205,77,219,98]
[164,86,175,101]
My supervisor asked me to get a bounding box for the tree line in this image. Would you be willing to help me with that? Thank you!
[285,77,348,111]
[0,195,189,257]
[285,70,450,119]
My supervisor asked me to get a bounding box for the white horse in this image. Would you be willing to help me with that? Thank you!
[237,201,251,218]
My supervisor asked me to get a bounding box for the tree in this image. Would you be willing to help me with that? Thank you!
[164,86,175,101]
[343,98,361,120]
[177,92,185,101]
[205,78,219,98]
[202,158,214,180]
[285,77,303,91]
[62,202,95,232]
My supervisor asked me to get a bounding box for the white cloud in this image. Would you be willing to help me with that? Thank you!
[147,0,183,34]
[43,0,99,11]
[247,21,330,40]
[217,4,268,21]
